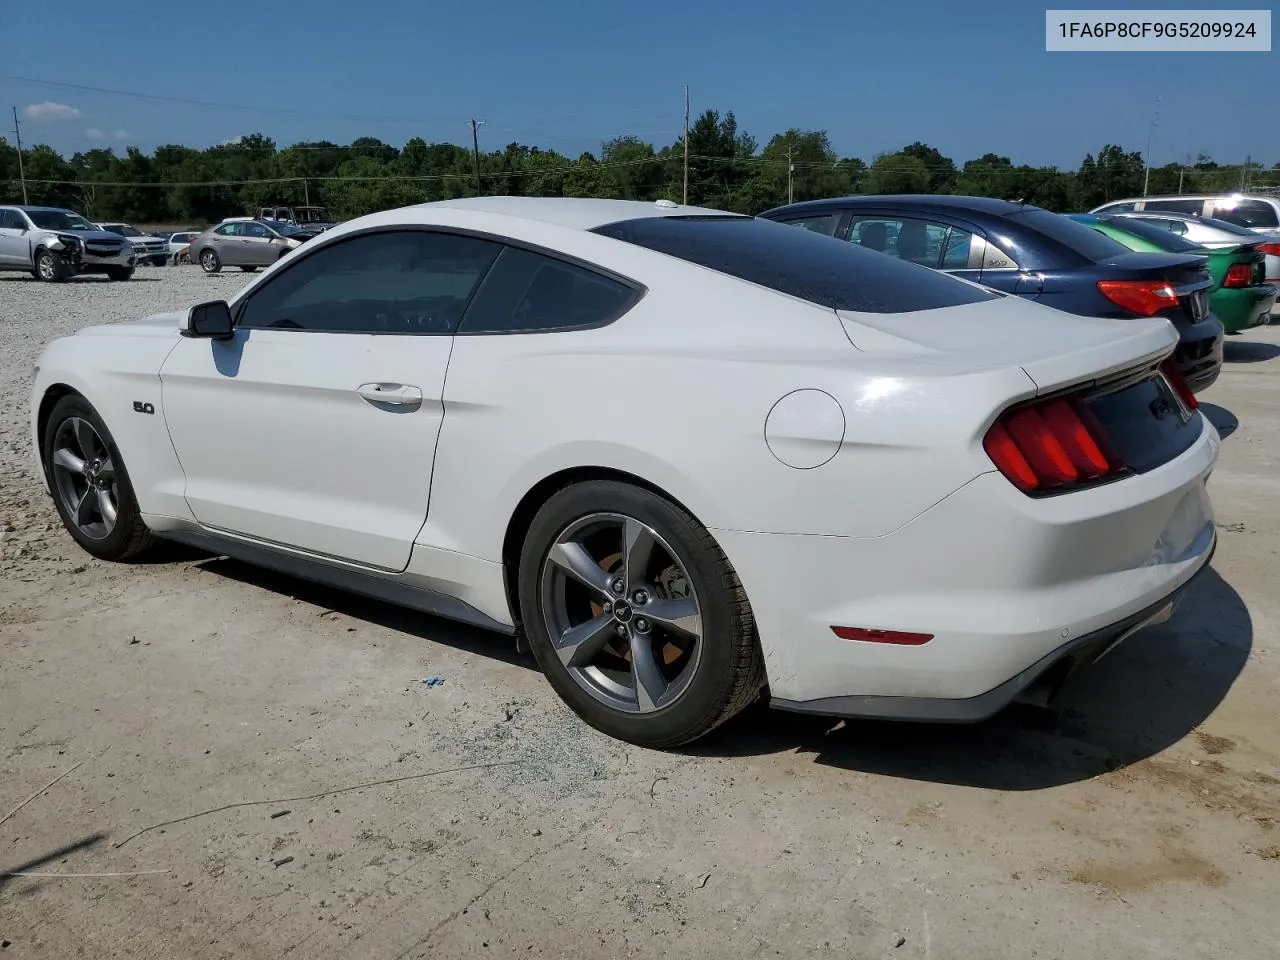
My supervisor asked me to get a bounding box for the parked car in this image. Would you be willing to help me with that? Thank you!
[257,205,337,231]
[0,205,135,282]
[1090,193,1280,233]
[29,197,1218,747]
[188,218,310,273]
[96,222,169,266]
[164,230,201,265]
[1070,214,1275,334]
[760,196,1224,393]
[1101,211,1280,310]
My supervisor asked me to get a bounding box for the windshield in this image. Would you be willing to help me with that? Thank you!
[106,224,144,237]
[1099,216,1204,253]
[591,215,999,314]
[27,209,97,231]
[269,222,307,238]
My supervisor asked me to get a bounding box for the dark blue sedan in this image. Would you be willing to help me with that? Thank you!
[759,196,1224,393]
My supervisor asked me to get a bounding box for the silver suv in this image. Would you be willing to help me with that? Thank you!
[1091,193,1280,233]
[0,205,136,282]
[96,222,169,266]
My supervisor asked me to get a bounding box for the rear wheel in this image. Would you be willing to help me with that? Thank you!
[518,480,765,748]
[42,395,155,561]
[200,248,221,274]
[35,249,69,283]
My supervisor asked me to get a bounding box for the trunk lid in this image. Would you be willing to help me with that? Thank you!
[836,293,1178,395]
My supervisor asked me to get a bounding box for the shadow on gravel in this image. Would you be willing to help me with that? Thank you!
[1200,403,1238,438]
[699,566,1251,790]
[0,833,106,895]
[191,554,536,671]
[0,276,163,283]
[1223,339,1280,363]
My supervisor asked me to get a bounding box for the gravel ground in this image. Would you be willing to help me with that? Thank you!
[1,269,1279,959]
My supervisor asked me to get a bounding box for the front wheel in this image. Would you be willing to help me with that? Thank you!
[200,248,221,274]
[106,266,134,282]
[518,480,765,748]
[35,249,69,282]
[42,394,156,561]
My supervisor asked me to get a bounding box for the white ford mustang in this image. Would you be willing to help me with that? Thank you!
[28,197,1219,747]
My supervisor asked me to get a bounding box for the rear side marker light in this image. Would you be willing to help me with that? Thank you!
[983,395,1125,494]
[831,626,933,645]
[1222,263,1253,288]
[1097,279,1178,316]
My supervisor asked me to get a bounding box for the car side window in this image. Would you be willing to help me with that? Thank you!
[237,229,503,335]
[941,226,975,269]
[1144,198,1206,216]
[214,223,238,237]
[848,216,947,268]
[1144,218,1187,236]
[1210,199,1279,229]
[244,222,270,239]
[1098,201,1138,213]
[777,214,839,236]
[0,210,22,230]
[459,246,639,334]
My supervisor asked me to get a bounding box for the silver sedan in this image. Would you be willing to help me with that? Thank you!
[189,218,308,273]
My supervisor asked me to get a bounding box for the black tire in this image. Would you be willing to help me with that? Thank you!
[41,394,156,562]
[518,480,765,748]
[106,266,134,282]
[34,248,69,283]
[200,248,221,274]
[239,266,257,273]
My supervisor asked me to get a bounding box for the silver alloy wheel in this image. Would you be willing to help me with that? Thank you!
[50,417,118,540]
[37,252,55,281]
[201,250,217,272]
[540,512,703,713]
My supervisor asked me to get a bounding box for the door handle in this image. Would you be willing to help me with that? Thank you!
[357,383,423,407]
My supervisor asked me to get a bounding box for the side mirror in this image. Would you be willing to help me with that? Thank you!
[182,300,234,340]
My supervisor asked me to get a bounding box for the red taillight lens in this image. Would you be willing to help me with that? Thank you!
[1223,263,1253,288]
[983,395,1125,494]
[1160,359,1199,411]
[1097,279,1179,316]
[1258,242,1280,257]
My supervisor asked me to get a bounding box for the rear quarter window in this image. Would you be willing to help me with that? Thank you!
[590,216,999,314]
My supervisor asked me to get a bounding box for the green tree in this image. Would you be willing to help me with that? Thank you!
[864,151,930,194]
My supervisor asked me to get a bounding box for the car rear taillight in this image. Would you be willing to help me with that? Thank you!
[1160,359,1198,412]
[1222,263,1254,288]
[1258,242,1280,257]
[983,395,1125,494]
[1097,279,1179,316]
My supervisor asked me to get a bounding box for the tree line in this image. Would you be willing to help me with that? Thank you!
[1,108,1274,226]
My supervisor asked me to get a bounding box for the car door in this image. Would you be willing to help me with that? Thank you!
[158,228,504,571]
[241,221,277,265]
[0,209,29,266]
[209,222,241,263]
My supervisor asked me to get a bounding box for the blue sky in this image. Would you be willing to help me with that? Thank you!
[1,0,1274,168]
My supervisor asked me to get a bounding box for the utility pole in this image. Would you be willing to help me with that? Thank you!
[467,119,485,193]
[1241,154,1251,191]
[1177,166,1184,194]
[786,143,794,205]
[682,86,689,205]
[1141,95,1160,197]
[11,106,28,205]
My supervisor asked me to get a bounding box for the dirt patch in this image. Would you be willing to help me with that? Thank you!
[1195,732,1237,756]
[1069,846,1227,893]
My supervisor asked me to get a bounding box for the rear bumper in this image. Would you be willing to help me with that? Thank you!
[1173,323,1223,393]
[772,544,1212,722]
[714,417,1219,715]
[1213,285,1277,334]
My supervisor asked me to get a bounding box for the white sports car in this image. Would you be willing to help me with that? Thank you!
[29,197,1219,747]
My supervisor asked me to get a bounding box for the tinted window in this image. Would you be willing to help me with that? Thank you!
[243,222,270,239]
[1210,199,1278,229]
[591,216,998,314]
[238,230,502,334]
[215,223,238,236]
[0,209,24,230]
[777,214,839,235]
[847,216,949,268]
[1007,208,1129,263]
[461,247,638,334]
[26,209,95,231]
[1144,198,1206,216]
[1099,217,1202,253]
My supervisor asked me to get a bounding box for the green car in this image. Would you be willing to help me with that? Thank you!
[1069,213,1276,334]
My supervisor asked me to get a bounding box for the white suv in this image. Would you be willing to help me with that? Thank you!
[1091,193,1280,234]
